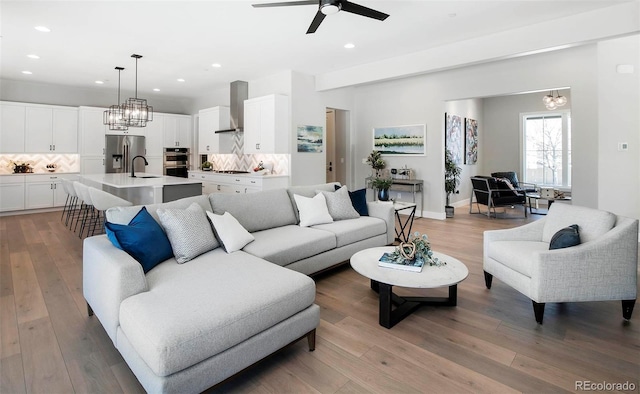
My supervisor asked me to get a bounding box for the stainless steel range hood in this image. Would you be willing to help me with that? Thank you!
[215,80,248,133]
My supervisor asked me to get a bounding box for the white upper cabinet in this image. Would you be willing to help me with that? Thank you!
[25,106,78,153]
[163,115,192,148]
[243,94,289,154]
[144,115,165,157]
[0,102,26,153]
[79,107,107,157]
[198,106,231,154]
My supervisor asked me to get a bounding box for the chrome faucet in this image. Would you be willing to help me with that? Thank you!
[131,155,148,177]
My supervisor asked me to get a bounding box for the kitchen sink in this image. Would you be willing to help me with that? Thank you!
[131,175,160,178]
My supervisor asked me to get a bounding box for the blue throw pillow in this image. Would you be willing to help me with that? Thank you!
[104,207,174,273]
[549,224,581,250]
[335,185,368,216]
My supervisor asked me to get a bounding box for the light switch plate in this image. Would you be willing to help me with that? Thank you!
[618,142,629,151]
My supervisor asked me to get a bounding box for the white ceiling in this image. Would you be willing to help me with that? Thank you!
[0,1,631,100]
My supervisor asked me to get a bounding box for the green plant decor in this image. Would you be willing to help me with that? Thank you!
[385,232,446,266]
[372,177,393,190]
[444,150,462,207]
[366,150,386,176]
[202,161,212,169]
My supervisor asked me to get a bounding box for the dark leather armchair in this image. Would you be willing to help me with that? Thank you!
[470,176,528,218]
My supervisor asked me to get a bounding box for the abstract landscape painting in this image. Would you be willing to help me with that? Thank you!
[297,125,323,153]
[445,113,463,165]
[373,124,425,155]
[465,118,478,164]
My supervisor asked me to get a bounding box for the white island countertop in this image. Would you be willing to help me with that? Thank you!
[79,173,203,205]
[80,173,202,189]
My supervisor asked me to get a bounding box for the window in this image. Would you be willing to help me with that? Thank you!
[521,111,571,188]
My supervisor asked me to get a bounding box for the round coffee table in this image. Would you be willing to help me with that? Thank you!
[350,246,469,328]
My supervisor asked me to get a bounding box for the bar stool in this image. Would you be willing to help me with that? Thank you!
[88,187,132,236]
[73,182,96,238]
[60,179,80,228]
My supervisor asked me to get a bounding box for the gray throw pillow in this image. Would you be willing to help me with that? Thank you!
[319,186,360,220]
[549,224,581,250]
[157,202,219,263]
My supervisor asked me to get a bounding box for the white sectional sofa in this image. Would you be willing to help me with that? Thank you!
[83,183,394,393]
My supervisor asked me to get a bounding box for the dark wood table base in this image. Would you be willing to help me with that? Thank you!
[371,280,458,328]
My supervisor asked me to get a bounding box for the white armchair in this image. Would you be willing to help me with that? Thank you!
[483,203,638,324]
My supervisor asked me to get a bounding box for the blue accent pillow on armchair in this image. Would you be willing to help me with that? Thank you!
[549,224,581,250]
[335,185,368,216]
[105,207,174,273]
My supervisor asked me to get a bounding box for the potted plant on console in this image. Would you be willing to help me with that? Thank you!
[373,177,393,202]
[444,150,461,218]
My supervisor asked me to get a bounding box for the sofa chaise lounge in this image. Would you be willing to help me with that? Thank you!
[83,183,394,393]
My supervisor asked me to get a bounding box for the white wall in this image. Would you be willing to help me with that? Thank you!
[597,35,640,219]
[482,89,572,176]
[352,44,602,218]
[0,78,193,114]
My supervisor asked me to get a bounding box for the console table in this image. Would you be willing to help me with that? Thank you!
[366,177,424,217]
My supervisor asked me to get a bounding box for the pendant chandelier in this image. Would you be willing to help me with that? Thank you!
[103,66,128,131]
[123,54,153,127]
[542,90,567,110]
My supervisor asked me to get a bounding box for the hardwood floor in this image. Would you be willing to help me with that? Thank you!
[1,208,638,393]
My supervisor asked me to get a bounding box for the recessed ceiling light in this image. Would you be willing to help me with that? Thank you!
[153,88,160,92]
[344,43,355,49]
[211,63,222,68]
[22,71,33,75]
[95,80,104,84]
[448,13,457,18]
[27,54,40,59]
[177,78,185,82]
[34,26,51,32]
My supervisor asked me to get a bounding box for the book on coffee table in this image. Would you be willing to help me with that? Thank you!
[378,253,424,272]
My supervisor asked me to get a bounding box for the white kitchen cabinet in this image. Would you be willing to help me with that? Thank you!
[198,106,231,154]
[81,157,105,174]
[25,174,67,209]
[79,107,107,156]
[0,175,25,211]
[144,115,165,157]
[188,171,289,195]
[25,106,78,153]
[163,115,192,148]
[0,102,26,153]
[243,94,289,154]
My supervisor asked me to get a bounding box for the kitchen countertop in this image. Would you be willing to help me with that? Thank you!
[80,173,202,189]
[189,170,289,178]
[0,172,80,176]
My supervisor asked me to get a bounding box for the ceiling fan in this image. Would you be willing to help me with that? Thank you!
[252,0,389,34]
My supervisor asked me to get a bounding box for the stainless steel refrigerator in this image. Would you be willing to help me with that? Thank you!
[105,135,146,174]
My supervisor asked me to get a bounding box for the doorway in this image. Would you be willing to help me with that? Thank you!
[325,108,349,185]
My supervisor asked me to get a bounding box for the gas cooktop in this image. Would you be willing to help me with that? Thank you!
[214,170,250,174]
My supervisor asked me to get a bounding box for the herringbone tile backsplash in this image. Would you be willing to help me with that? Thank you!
[204,133,289,175]
[0,154,80,174]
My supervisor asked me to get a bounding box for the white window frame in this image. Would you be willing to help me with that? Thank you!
[519,110,571,190]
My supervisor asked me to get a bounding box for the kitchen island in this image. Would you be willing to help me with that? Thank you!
[79,173,202,205]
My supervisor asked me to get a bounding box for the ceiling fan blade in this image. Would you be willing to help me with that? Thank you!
[252,1,317,8]
[340,1,389,21]
[306,10,326,34]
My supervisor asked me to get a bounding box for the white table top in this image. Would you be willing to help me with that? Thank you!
[80,173,202,189]
[350,246,468,289]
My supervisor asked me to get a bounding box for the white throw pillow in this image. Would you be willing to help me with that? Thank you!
[294,193,334,227]
[157,202,219,264]
[206,211,255,253]
[318,185,360,220]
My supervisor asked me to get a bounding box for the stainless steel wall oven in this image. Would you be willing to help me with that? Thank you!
[163,148,189,178]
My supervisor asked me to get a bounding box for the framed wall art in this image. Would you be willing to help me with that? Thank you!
[373,124,426,155]
[297,125,323,153]
[465,118,478,164]
[445,113,463,165]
